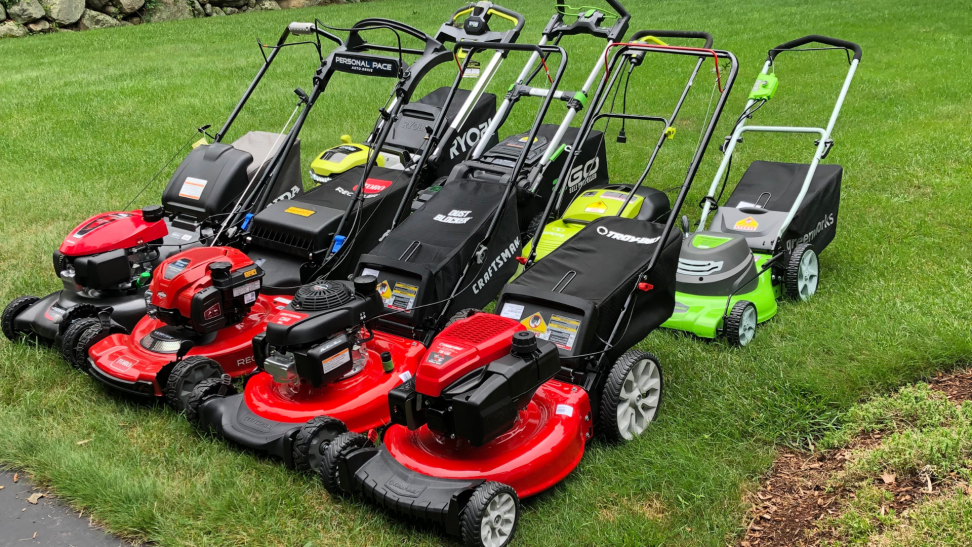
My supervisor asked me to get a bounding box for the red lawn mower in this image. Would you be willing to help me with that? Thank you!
[317,39,740,547]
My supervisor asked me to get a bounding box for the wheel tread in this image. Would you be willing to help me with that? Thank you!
[725,300,756,347]
[292,415,347,472]
[319,431,368,496]
[460,481,519,547]
[164,356,224,411]
[2,296,39,342]
[598,350,663,443]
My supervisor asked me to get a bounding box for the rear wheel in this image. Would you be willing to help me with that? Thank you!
[445,308,482,328]
[599,350,663,442]
[785,243,819,301]
[2,296,39,342]
[460,482,519,547]
[292,415,348,472]
[60,317,101,368]
[319,431,369,496]
[725,301,757,347]
[165,356,224,412]
[185,375,237,425]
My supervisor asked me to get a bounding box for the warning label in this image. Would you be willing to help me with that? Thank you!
[380,281,418,312]
[734,216,759,231]
[179,177,208,200]
[546,314,580,351]
[321,349,351,374]
[585,200,608,214]
[426,342,466,365]
[521,312,547,334]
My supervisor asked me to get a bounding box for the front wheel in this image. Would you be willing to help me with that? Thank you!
[2,296,39,342]
[165,356,224,412]
[185,375,236,425]
[60,317,101,369]
[724,301,757,347]
[460,482,519,547]
[319,431,369,496]
[292,415,348,473]
[785,243,819,301]
[599,350,663,442]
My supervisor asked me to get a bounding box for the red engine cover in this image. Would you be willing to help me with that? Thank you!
[414,314,524,397]
[150,247,255,317]
[59,210,167,257]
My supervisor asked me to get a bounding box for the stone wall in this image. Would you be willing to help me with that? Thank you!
[0,0,362,38]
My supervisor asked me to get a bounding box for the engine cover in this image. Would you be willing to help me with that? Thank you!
[148,247,264,334]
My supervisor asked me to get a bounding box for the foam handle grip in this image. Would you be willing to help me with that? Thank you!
[288,22,316,36]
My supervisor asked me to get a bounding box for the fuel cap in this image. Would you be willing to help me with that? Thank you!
[142,205,164,222]
[511,330,537,356]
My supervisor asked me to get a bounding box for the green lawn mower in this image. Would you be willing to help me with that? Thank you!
[519,30,718,267]
[661,35,862,346]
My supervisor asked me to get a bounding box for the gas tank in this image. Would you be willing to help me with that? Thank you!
[149,247,256,315]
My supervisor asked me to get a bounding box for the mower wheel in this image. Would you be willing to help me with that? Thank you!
[2,296,39,342]
[61,317,101,368]
[319,431,368,496]
[445,308,482,328]
[460,481,519,547]
[600,350,663,443]
[725,301,758,347]
[165,356,225,412]
[785,243,819,302]
[293,415,348,473]
[73,321,119,373]
[185,375,237,425]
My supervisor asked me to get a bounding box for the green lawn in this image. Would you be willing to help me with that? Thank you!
[1,0,971,545]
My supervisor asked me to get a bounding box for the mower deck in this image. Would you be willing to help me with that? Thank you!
[662,252,779,339]
[86,294,280,397]
[197,331,425,464]
[342,379,591,531]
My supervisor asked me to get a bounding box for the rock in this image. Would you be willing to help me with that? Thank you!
[124,14,140,23]
[0,4,6,21]
[246,0,254,7]
[144,0,191,22]
[26,19,50,31]
[202,2,211,15]
[0,21,28,37]
[112,0,143,14]
[212,6,224,15]
[222,6,235,13]
[39,0,84,25]
[7,0,45,24]
[85,0,108,10]
[189,0,203,16]
[78,8,130,29]
[104,5,117,14]
[238,5,246,11]
[253,0,278,9]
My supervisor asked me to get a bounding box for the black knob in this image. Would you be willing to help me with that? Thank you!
[209,262,232,280]
[142,205,164,222]
[511,331,537,356]
[353,275,378,295]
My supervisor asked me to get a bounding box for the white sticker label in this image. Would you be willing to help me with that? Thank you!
[233,280,261,297]
[555,404,573,417]
[181,234,193,241]
[321,349,352,374]
[179,177,208,200]
[398,371,412,383]
[499,303,525,320]
[361,267,380,278]
[243,292,256,304]
[274,297,293,305]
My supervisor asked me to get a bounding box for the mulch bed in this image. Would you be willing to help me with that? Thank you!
[738,369,972,547]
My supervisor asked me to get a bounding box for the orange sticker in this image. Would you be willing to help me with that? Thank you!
[734,216,759,231]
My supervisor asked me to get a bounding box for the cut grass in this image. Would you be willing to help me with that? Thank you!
[1,0,972,546]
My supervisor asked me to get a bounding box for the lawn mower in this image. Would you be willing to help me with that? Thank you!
[660,35,862,346]
[78,10,526,407]
[519,30,717,266]
[186,40,571,472]
[319,42,739,547]
[241,5,524,290]
[0,23,315,353]
[410,0,637,239]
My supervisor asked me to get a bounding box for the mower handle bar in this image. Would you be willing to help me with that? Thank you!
[631,29,713,48]
[556,0,630,20]
[451,2,525,32]
[769,34,862,63]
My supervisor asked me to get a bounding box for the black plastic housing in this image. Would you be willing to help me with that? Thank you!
[72,249,133,290]
[168,263,264,334]
[390,336,560,447]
